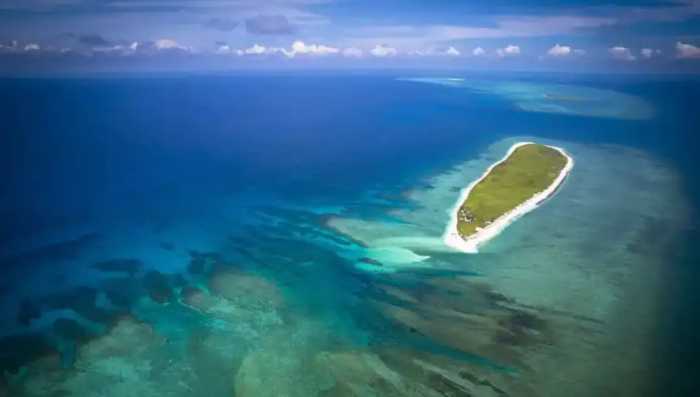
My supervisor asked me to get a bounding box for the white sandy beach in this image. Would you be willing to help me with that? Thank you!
[443,141,574,253]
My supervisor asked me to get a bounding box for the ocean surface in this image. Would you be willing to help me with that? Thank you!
[0,72,698,396]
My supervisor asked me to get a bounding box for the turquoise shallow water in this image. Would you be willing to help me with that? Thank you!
[0,74,698,396]
[399,77,655,120]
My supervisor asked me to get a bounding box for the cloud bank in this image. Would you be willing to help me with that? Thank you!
[2,0,700,73]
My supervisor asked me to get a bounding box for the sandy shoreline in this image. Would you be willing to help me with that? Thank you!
[443,141,574,253]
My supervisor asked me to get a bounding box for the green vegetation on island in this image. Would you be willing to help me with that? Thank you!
[457,143,568,239]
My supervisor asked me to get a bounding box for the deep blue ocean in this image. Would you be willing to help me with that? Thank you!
[1,73,698,396]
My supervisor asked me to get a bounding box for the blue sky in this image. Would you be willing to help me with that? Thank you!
[1,0,699,73]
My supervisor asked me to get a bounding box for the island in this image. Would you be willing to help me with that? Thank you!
[443,142,574,253]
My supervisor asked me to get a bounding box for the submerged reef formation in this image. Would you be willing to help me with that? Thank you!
[325,138,689,396]
[0,138,690,397]
[399,78,654,120]
[4,262,290,397]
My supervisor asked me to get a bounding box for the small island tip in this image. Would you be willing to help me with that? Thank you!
[443,142,574,253]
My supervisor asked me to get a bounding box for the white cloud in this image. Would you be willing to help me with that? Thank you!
[92,44,126,54]
[472,46,485,56]
[154,39,190,52]
[409,46,461,57]
[496,44,520,57]
[89,41,140,56]
[24,43,40,51]
[445,46,460,56]
[370,44,397,57]
[266,47,293,57]
[676,42,700,59]
[609,46,636,61]
[547,43,571,57]
[154,39,177,50]
[342,47,363,58]
[640,48,661,59]
[546,43,586,58]
[289,40,339,57]
[215,44,232,55]
[242,43,267,55]
[408,49,428,56]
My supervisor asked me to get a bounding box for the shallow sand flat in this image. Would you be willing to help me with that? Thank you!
[326,141,524,263]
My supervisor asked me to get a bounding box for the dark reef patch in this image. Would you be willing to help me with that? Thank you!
[495,310,547,346]
[0,333,56,374]
[459,370,509,396]
[172,273,187,289]
[43,287,115,324]
[360,257,384,267]
[181,285,202,301]
[17,299,41,326]
[0,233,100,269]
[100,277,141,308]
[188,251,221,275]
[143,270,173,304]
[92,258,143,277]
[160,242,176,251]
[52,318,95,342]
